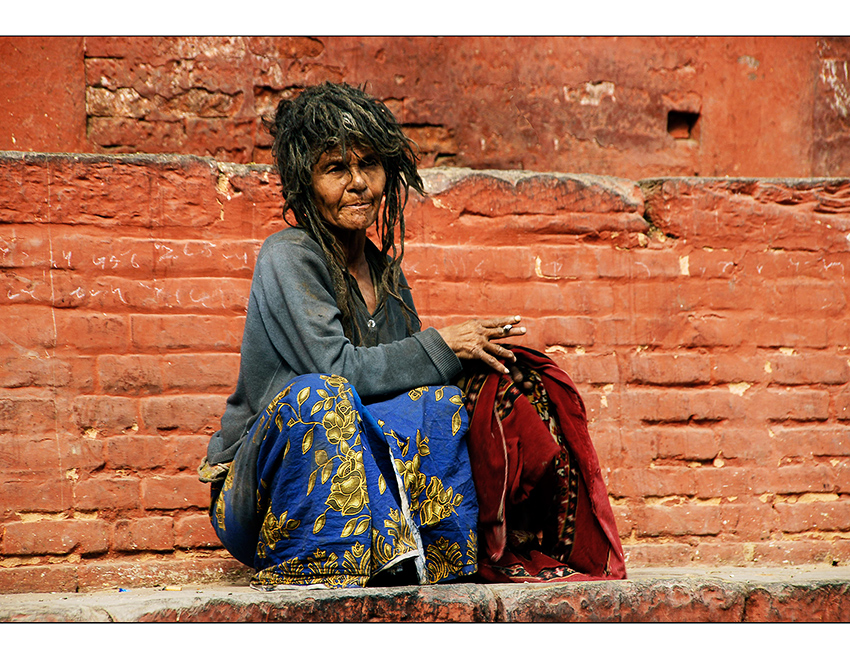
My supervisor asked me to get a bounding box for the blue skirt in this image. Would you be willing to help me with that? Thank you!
[211,374,479,589]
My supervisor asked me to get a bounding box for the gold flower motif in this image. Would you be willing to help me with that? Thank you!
[322,396,357,445]
[419,477,463,527]
[325,450,367,516]
[342,541,371,575]
[257,509,301,558]
[426,536,465,583]
[394,455,426,506]
[320,374,348,388]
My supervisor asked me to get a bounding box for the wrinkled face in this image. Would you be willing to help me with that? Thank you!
[311,145,386,233]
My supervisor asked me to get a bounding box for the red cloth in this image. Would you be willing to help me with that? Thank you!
[465,346,626,582]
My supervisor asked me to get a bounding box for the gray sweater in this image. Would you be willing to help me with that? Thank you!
[206,227,463,465]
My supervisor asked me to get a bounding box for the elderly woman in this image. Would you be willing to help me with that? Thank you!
[200,82,624,589]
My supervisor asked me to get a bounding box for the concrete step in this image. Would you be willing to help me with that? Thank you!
[1,565,848,622]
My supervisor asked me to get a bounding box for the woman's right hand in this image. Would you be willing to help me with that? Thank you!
[437,315,527,375]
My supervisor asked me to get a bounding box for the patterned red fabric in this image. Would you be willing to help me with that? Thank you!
[464,346,626,583]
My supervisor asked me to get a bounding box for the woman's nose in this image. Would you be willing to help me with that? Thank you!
[347,165,367,190]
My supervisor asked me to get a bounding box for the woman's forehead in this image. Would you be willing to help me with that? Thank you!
[316,144,377,163]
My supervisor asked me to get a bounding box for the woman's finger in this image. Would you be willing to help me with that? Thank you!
[486,317,526,339]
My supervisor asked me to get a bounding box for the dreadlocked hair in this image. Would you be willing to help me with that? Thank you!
[264,82,425,343]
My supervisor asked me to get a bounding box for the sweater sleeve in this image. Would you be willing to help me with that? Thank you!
[253,237,461,398]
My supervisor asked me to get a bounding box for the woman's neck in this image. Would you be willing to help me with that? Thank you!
[330,226,378,315]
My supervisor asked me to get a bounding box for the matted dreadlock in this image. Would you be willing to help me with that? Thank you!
[264,82,425,343]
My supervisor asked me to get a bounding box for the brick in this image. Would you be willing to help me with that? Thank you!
[0,565,78,594]
[404,244,536,281]
[680,280,764,313]
[75,557,252,592]
[113,517,174,551]
[73,477,140,512]
[151,239,259,278]
[2,519,109,555]
[97,354,163,395]
[45,157,156,227]
[64,356,97,393]
[526,316,596,349]
[141,474,211,510]
[0,224,52,268]
[0,155,49,224]
[106,435,207,471]
[626,351,711,385]
[828,319,850,347]
[751,319,830,349]
[686,248,741,279]
[0,306,56,349]
[832,460,850,494]
[616,427,660,466]
[1,270,54,306]
[653,427,717,461]
[716,427,773,462]
[752,389,830,422]
[139,394,226,434]
[776,501,850,533]
[606,467,697,498]
[47,233,155,276]
[610,503,635,536]
[692,541,754,565]
[739,249,832,281]
[751,540,838,566]
[56,437,106,471]
[130,314,245,352]
[595,247,681,279]
[711,352,769,384]
[772,426,850,457]
[0,437,61,472]
[545,350,618,384]
[174,514,221,548]
[0,396,56,435]
[49,274,251,313]
[767,353,850,385]
[54,311,129,353]
[434,280,613,317]
[73,395,138,432]
[434,172,642,218]
[596,315,685,348]
[581,389,623,424]
[768,281,846,319]
[160,353,240,392]
[691,467,755,499]
[588,423,627,470]
[637,502,723,537]
[717,501,780,541]
[106,436,172,470]
[771,464,836,495]
[0,478,72,513]
[535,244,599,280]
[625,389,746,423]
[836,391,850,421]
[612,281,694,316]
[621,542,695,567]
[681,313,749,348]
[168,437,210,471]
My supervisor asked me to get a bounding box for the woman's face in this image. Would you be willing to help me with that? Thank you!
[311,145,386,233]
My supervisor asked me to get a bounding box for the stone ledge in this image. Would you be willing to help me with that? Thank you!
[2,566,848,622]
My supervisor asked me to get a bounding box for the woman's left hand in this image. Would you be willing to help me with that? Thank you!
[437,315,527,375]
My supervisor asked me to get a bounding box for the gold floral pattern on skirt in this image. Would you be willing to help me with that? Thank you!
[213,374,479,589]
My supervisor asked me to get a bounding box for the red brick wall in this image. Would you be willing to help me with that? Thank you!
[2,36,850,178]
[1,151,849,592]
